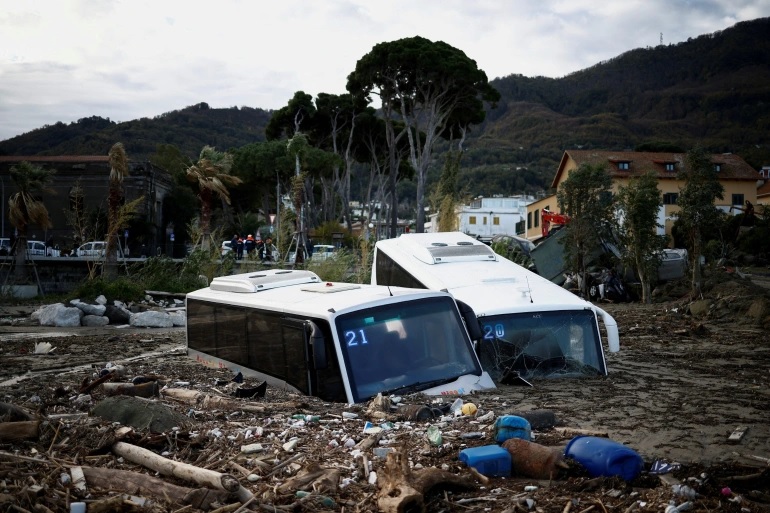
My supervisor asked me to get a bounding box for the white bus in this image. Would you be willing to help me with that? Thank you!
[371,233,620,382]
[186,269,495,404]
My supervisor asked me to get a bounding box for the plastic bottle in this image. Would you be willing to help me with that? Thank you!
[291,414,320,423]
[450,398,464,415]
[664,501,692,513]
[672,484,698,499]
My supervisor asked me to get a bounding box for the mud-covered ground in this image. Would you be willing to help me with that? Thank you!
[1,270,769,512]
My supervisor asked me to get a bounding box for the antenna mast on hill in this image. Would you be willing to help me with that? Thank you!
[660,32,663,45]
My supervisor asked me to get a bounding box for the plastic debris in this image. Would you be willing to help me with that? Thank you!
[427,425,442,446]
[672,484,699,499]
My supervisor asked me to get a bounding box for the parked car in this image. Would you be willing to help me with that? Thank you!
[221,240,234,256]
[76,241,106,257]
[74,241,129,258]
[657,248,688,282]
[289,244,336,263]
[27,240,47,257]
[0,238,11,256]
[311,244,337,261]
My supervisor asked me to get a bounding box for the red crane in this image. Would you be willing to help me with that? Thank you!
[541,209,570,238]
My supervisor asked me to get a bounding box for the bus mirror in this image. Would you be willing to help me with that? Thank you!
[455,300,482,341]
[306,321,328,369]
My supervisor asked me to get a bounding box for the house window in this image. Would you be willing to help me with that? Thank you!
[534,209,540,228]
[527,212,532,228]
[483,216,488,225]
[617,162,630,170]
[664,162,676,172]
[493,216,500,226]
[469,216,476,225]
[663,193,678,205]
[714,163,722,172]
[732,194,744,206]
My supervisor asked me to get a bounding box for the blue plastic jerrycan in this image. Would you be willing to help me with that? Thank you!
[493,415,532,443]
[459,445,512,477]
[564,436,644,481]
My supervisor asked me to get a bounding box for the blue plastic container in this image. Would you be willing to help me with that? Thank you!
[459,445,512,477]
[564,436,643,481]
[493,415,532,443]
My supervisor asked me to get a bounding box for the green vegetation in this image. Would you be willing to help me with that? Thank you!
[616,172,668,303]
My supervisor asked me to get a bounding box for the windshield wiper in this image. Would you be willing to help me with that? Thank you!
[379,378,451,397]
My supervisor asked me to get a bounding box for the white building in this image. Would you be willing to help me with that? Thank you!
[428,195,535,239]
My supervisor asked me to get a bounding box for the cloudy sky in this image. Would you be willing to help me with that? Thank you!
[1,0,769,142]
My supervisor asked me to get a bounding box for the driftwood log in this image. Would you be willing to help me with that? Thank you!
[277,462,340,494]
[0,402,35,422]
[162,387,306,413]
[102,381,159,398]
[112,441,253,503]
[81,466,231,509]
[0,420,40,442]
[377,445,478,513]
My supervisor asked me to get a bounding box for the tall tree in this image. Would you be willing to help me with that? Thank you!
[185,146,242,250]
[8,161,55,283]
[347,36,499,233]
[675,147,725,296]
[557,163,615,298]
[105,142,128,279]
[616,172,667,303]
[434,151,462,232]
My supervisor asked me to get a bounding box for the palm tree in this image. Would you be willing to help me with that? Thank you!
[106,142,128,279]
[8,161,55,282]
[185,146,242,250]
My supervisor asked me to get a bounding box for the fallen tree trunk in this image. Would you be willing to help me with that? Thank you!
[0,420,40,442]
[112,441,253,502]
[81,466,231,510]
[163,387,306,413]
[103,381,159,398]
[377,445,478,513]
[0,402,35,422]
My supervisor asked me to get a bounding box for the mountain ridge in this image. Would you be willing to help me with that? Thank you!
[2,17,768,197]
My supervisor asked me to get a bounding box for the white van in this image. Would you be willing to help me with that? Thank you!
[372,232,620,382]
[27,240,47,257]
[186,269,495,404]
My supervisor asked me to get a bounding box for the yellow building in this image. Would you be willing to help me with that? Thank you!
[524,150,762,242]
[757,180,770,207]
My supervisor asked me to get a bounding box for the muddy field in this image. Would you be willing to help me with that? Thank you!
[1,271,769,512]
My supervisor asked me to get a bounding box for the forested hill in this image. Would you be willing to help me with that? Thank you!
[1,17,769,196]
[0,103,273,161]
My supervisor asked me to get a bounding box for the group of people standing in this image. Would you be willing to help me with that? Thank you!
[230,233,276,261]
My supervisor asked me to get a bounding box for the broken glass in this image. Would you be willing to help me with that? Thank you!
[336,296,483,403]
[476,309,606,381]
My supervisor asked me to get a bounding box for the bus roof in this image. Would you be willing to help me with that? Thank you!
[187,269,456,320]
[374,232,597,316]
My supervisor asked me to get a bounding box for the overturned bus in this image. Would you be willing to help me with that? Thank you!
[372,233,620,382]
[185,269,495,404]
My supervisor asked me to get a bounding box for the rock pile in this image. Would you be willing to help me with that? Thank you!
[31,293,186,328]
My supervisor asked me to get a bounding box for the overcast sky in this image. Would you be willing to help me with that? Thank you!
[1,0,769,142]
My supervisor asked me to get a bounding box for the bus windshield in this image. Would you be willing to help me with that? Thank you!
[476,309,606,381]
[336,296,482,403]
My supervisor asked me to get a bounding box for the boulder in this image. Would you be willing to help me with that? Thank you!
[92,396,190,433]
[73,302,107,316]
[82,315,110,327]
[105,304,132,325]
[130,310,173,328]
[38,304,84,327]
[688,299,712,318]
[169,310,186,327]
